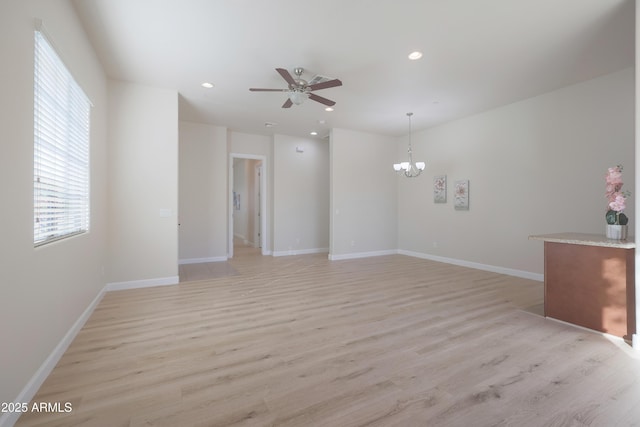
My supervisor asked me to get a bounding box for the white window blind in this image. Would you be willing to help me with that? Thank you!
[34,30,90,247]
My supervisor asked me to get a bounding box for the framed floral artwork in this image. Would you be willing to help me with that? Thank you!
[454,180,469,210]
[433,175,446,203]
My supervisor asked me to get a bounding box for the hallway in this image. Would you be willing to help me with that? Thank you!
[178,237,260,283]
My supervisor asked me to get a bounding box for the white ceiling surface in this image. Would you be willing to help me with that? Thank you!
[72,0,634,138]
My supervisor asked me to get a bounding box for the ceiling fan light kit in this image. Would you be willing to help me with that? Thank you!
[394,112,425,178]
[250,67,342,108]
[288,90,308,105]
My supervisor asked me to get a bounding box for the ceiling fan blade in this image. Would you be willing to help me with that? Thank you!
[282,98,293,108]
[276,68,297,87]
[308,93,336,107]
[307,79,343,91]
[249,88,288,92]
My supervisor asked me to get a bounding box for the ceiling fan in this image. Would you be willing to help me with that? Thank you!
[249,67,342,108]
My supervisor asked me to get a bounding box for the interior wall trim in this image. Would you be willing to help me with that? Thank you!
[179,257,228,265]
[105,276,179,291]
[328,249,398,261]
[272,247,329,257]
[398,249,543,282]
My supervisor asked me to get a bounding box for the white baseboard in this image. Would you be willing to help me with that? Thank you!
[398,249,543,282]
[0,287,106,427]
[179,256,228,265]
[272,247,329,257]
[105,275,179,292]
[328,249,398,261]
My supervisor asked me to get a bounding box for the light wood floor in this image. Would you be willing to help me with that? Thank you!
[178,239,258,282]
[16,253,640,426]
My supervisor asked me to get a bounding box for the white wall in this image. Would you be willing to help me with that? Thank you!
[0,0,108,408]
[107,80,179,284]
[398,68,635,275]
[179,122,227,262]
[186,130,331,258]
[330,128,398,258]
[273,135,330,255]
[229,131,272,153]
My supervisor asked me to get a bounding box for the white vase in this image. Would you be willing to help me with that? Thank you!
[606,224,628,240]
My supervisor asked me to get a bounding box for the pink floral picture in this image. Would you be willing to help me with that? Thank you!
[454,180,469,210]
[434,175,446,203]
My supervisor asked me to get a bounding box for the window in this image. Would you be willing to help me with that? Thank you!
[33,30,91,246]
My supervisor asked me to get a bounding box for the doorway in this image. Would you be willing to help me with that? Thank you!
[228,153,268,258]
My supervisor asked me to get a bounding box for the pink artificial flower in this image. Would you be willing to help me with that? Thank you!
[609,193,626,212]
[605,165,631,214]
[606,167,623,185]
[605,184,618,202]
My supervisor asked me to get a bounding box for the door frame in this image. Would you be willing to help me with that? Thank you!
[228,153,268,258]
[254,163,263,248]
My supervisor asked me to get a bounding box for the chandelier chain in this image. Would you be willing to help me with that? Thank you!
[393,112,425,178]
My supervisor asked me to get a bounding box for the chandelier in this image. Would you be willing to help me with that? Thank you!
[393,112,425,177]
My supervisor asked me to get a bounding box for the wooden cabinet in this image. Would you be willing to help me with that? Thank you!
[530,233,636,340]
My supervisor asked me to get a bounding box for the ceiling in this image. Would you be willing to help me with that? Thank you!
[72,0,634,138]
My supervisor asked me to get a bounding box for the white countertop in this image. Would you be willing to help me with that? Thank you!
[528,232,635,249]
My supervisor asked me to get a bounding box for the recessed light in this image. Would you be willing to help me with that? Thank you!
[408,51,423,60]
[201,82,214,88]
[325,107,334,112]
[310,131,318,136]
[265,122,277,128]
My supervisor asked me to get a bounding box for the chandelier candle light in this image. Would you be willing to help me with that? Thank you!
[393,112,425,178]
